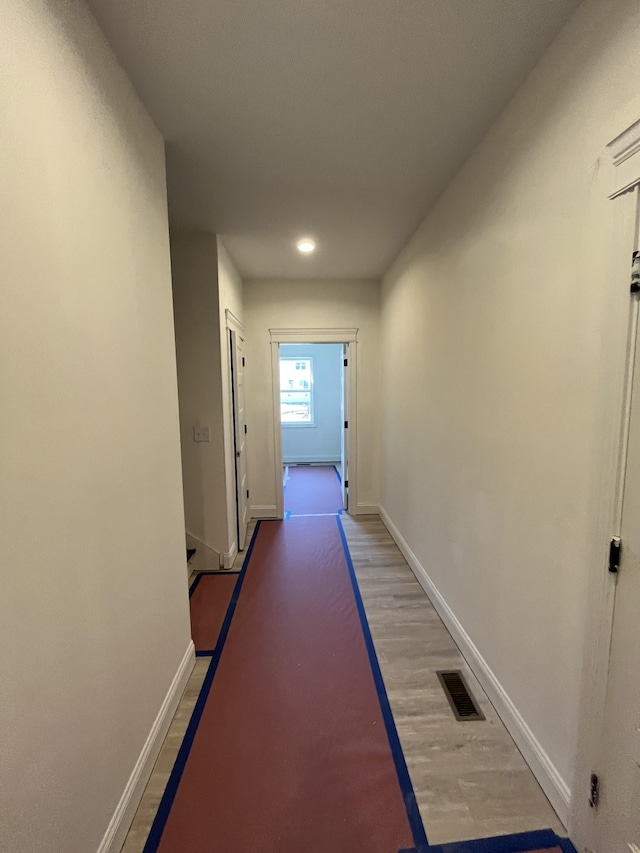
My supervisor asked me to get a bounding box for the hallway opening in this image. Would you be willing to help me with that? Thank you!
[279,342,349,514]
[270,330,357,519]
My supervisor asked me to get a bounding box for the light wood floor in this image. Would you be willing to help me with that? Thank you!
[122,515,564,851]
[341,514,565,844]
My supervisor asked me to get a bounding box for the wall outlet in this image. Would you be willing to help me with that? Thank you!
[193,425,211,442]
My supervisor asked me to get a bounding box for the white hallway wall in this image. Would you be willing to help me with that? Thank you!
[281,344,343,464]
[244,280,380,515]
[171,233,244,567]
[380,0,640,830]
[0,1,192,851]
[171,232,227,566]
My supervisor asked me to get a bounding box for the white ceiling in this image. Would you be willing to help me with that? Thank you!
[86,0,581,279]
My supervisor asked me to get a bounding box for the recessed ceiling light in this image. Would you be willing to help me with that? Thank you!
[296,239,316,254]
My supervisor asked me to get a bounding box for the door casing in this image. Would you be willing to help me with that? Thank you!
[596,184,640,851]
[571,111,640,852]
[230,328,249,550]
[269,327,358,519]
[340,344,349,510]
[226,309,248,559]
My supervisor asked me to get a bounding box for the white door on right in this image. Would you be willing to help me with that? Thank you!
[598,184,640,853]
[230,329,249,551]
[340,344,349,511]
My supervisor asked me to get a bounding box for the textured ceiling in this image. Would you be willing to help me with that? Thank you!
[86,0,581,279]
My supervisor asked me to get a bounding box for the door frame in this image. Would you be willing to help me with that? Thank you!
[226,309,247,561]
[269,327,358,519]
[572,112,640,850]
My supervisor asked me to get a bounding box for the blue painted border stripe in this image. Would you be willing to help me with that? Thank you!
[188,573,203,598]
[189,570,244,655]
[196,569,242,575]
[426,827,575,853]
[336,515,429,853]
[142,521,262,853]
[288,512,340,518]
[333,464,342,483]
[188,571,241,599]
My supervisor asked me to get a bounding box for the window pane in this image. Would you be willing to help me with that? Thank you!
[281,391,311,423]
[280,358,312,391]
[280,357,313,424]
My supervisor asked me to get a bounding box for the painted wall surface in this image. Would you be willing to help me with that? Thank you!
[380,0,640,824]
[281,344,343,463]
[0,2,192,850]
[244,280,380,514]
[171,235,244,565]
[217,239,245,557]
[171,232,227,565]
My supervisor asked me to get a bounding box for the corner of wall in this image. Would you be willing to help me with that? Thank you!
[185,532,223,569]
[223,540,238,569]
[355,502,380,515]
[171,231,230,558]
[250,504,278,519]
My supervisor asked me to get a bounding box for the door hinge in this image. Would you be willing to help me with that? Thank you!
[344,479,349,488]
[589,772,600,809]
[609,536,621,574]
[344,358,348,367]
[242,356,245,366]
[246,489,249,499]
[244,424,247,434]
[344,420,348,429]
[631,251,640,293]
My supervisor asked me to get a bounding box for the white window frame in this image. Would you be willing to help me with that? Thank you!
[279,356,315,428]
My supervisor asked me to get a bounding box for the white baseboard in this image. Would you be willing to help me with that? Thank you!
[186,531,222,569]
[250,504,278,518]
[355,502,379,515]
[378,504,571,827]
[283,456,340,464]
[223,540,238,569]
[97,642,195,853]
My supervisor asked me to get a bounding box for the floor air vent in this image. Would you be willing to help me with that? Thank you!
[436,671,485,721]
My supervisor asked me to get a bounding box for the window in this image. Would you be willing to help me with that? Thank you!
[280,357,313,425]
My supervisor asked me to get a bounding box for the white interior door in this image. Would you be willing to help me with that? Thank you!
[340,344,349,510]
[230,330,249,551]
[597,184,640,853]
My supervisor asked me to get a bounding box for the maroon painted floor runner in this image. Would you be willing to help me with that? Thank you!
[156,517,415,852]
[284,465,343,514]
[189,574,237,652]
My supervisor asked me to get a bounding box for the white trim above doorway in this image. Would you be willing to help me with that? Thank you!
[608,117,640,197]
[225,308,245,335]
[269,327,358,344]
